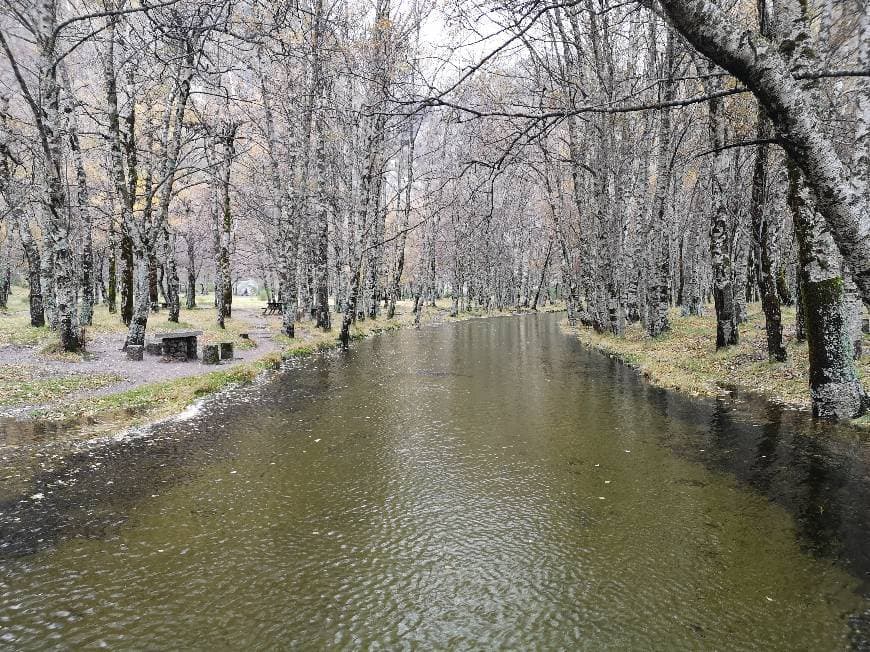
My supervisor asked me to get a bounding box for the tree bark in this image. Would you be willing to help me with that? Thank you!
[215,122,238,329]
[313,118,331,330]
[789,163,865,419]
[185,236,197,309]
[12,211,44,327]
[128,251,150,348]
[120,233,133,325]
[388,128,415,321]
[166,229,180,322]
[531,238,553,311]
[751,118,786,361]
[646,25,674,338]
[706,69,739,348]
[59,64,94,328]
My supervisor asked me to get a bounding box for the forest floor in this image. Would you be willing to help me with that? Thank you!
[562,303,870,427]
[0,290,277,420]
[0,287,562,446]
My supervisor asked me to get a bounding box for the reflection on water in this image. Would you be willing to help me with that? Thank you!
[0,314,868,649]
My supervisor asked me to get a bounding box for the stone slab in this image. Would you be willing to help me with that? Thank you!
[152,330,203,340]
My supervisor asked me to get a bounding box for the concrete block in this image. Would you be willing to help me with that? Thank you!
[202,344,220,365]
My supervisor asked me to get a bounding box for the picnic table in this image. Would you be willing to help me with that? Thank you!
[262,301,285,316]
[148,329,203,361]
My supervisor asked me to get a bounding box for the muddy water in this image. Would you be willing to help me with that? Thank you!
[0,314,868,649]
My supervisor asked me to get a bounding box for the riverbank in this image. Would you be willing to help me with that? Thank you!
[2,302,867,650]
[0,287,564,446]
[562,303,870,427]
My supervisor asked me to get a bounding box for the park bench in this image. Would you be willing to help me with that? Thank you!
[262,301,284,316]
[148,330,203,362]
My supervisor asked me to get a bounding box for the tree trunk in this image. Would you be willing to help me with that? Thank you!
[387,123,416,320]
[13,212,44,327]
[60,63,94,328]
[788,163,865,420]
[646,25,673,338]
[531,238,553,311]
[37,3,79,350]
[706,68,739,348]
[39,245,56,329]
[120,233,133,325]
[166,230,180,322]
[52,236,80,351]
[128,251,150,348]
[751,115,786,361]
[107,245,117,313]
[314,126,331,330]
[148,253,159,312]
[186,237,197,309]
[0,252,8,310]
[844,275,864,360]
[214,122,238,328]
[339,263,361,348]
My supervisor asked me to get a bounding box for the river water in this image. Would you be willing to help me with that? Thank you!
[1,314,869,649]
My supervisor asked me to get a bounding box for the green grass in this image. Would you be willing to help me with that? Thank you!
[0,364,121,408]
[564,303,870,421]
[31,353,284,423]
[0,290,55,346]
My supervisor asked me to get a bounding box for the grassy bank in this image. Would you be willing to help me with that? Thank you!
[3,293,563,442]
[22,312,412,430]
[0,365,121,410]
[40,300,563,426]
[0,291,562,438]
[562,303,870,425]
[0,289,268,411]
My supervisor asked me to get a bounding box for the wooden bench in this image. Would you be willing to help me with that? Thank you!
[149,330,203,362]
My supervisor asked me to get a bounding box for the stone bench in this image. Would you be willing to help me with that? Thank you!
[202,344,220,365]
[201,342,235,365]
[150,330,203,362]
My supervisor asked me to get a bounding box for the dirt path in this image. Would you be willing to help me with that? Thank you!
[0,307,279,417]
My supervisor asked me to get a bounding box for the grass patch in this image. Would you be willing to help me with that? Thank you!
[564,303,869,419]
[31,353,284,424]
[0,291,55,346]
[0,364,121,408]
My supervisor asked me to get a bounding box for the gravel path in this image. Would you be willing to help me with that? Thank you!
[0,308,280,416]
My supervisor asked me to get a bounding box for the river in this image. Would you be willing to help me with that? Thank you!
[0,314,868,649]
